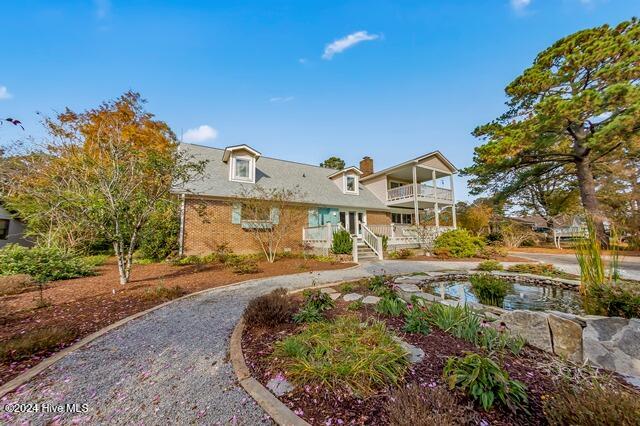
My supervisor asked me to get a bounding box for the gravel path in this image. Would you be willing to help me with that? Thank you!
[1,261,482,425]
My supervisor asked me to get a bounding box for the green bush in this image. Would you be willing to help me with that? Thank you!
[469,273,511,306]
[506,263,563,277]
[142,285,187,302]
[375,295,407,317]
[388,248,412,259]
[443,353,528,413]
[368,275,387,292]
[273,316,409,396]
[331,230,353,254]
[403,305,431,335]
[477,326,526,355]
[347,300,363,311]
[434,229,485,258]
[293,305,324,323]
[584,283,640,319]
[232,259,261,274]
[244,288,294,327]
[302,289,335,311]
[543,381,640,426]
[476,245,508,259]
[477,260,504,271]
[137,206,179,261]
[0,244,94,282]
[82,254,109,268]
[381,235,388,251]
[427,303,480,339]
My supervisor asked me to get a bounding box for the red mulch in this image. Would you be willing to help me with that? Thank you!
[0,257,354,386]
[242,295,636,426]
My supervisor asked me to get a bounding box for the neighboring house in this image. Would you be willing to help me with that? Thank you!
[175,144,457,260]
[0,205,31,249]
[509,214,589,248]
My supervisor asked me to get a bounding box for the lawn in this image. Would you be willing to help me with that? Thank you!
[0,256,353,386]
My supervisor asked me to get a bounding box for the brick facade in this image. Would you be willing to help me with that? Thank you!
[183,197,308,255]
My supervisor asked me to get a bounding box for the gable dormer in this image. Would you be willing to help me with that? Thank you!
[328,166,363,195]
[222,144,261,183]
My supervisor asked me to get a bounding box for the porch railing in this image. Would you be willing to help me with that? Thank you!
[361,223,384,260]
[386,183,452,202]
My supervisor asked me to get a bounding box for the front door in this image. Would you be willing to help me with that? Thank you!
[348,212,356,236]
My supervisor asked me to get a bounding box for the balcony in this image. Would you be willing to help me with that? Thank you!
[387,184,453,204]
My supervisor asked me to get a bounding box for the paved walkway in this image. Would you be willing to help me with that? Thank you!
[512,252,640,281]
[2,260,484,426]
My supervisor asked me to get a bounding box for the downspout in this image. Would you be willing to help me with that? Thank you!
[178,193,186,256]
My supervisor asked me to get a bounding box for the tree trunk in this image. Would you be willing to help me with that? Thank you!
[574,156,607,246]
[113,241,130,285]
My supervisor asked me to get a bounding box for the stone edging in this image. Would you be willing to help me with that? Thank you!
[230,319,310,426]
[0,263,361,399]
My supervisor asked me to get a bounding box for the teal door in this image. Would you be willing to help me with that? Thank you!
[318,208,339,225]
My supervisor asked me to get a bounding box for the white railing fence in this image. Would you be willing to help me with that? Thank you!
[387,184,414,201]
[302,223,349,255]
[361,223,384,260]
[386,183,453,202]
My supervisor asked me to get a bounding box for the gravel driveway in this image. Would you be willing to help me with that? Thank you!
[2,260,481,425]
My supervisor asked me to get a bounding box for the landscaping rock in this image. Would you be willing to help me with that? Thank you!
[500,310,553,352]
[396,283,420,293]
[548,313,583,363]
[583,317,640,379]
[361,295,381,304]
[394,277,425,285]
[266,376,294,396]
[320,287,338,294]
[393,337,425,364]
[343,293,363,302]
[328,293,341,301]
[411,291,440,303]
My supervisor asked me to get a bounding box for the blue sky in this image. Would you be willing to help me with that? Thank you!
[0,0,637,200]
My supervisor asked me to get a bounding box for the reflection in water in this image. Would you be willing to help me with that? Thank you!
[430,281,584,314]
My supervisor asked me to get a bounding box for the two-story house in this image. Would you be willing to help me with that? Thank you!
[175,143,457,260]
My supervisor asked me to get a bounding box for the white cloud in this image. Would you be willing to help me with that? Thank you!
[94,0,111,19]
[298,58,307,64]
[510,0,531,11]
[183,125,218,143]
[322,31,380,60]
[0,86,12,100]
[269,96,294,103]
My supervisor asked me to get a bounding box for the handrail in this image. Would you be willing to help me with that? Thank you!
[387,184,452,201]
[387,184,414,201]
[361,223,384,260]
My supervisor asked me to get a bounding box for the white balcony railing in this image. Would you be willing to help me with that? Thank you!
[386,184,452,202]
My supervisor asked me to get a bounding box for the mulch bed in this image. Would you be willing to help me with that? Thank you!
[0,257,354,386]
[242,290,637,426]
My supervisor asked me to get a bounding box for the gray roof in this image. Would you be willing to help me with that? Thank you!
[176,143,389,211]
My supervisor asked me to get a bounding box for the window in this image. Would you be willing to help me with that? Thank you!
[389,181,404,189]
[391,213,413,224]
[0,219,9,240]
[344,174,358,194]
[231,203,279,229]
[230,155,255,183]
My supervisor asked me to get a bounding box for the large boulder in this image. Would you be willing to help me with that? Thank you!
[548,313,583,363]
[500,310,553,352]
[583,317,640,379]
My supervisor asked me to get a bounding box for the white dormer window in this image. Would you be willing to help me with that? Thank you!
[223,144,262,184]
[344,173,359,195]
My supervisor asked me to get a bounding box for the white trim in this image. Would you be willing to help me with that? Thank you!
[222,144,262,162]
[229,155,256,183]
[343,173,359,195]
[327,166,363,179]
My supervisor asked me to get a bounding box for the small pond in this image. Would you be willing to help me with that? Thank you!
[426,281,585,315]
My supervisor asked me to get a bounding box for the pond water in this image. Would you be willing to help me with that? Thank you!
[427,281,585,315]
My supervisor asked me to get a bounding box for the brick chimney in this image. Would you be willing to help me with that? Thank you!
[360,156,374,177]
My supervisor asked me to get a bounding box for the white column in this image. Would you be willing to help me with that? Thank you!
[450,174,457,228]
[432,169,437,199]
[413,165,419,225]
[178,194,186,256]
[435,202,440,227]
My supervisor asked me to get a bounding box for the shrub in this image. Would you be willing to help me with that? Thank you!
[476,245,508,259]
[381,235,389,251]
[403,305,431,335]
[302,289,335,311]
[469,273,511,306]
[339,282,354,293]
[368,275,387,292]
[388,248,412,259]
[137,206,179,260]
[0,327,77,362]
[232,259,261,275]
[584,283,640,319]
[273,317,409,396]
[0,274,36,296]
[385,384,475,426]
[293,305,324,323]
[142,285,187,302]
[174,255,206,266]
[506,263,562,276]
[427,304,479,340]
[477,260,504,271]
[443,353,528,413]
[0,244,94,282]
[433,230,485,258]
[375,295,407,316]
[544,381,640,426]
[82,254,109,267]
[243,288,293,327]
[331,230,353,255]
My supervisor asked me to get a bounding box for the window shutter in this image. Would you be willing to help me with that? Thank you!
[231,203,242,224]
[308,208,319,227]
[270,207,280,225]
